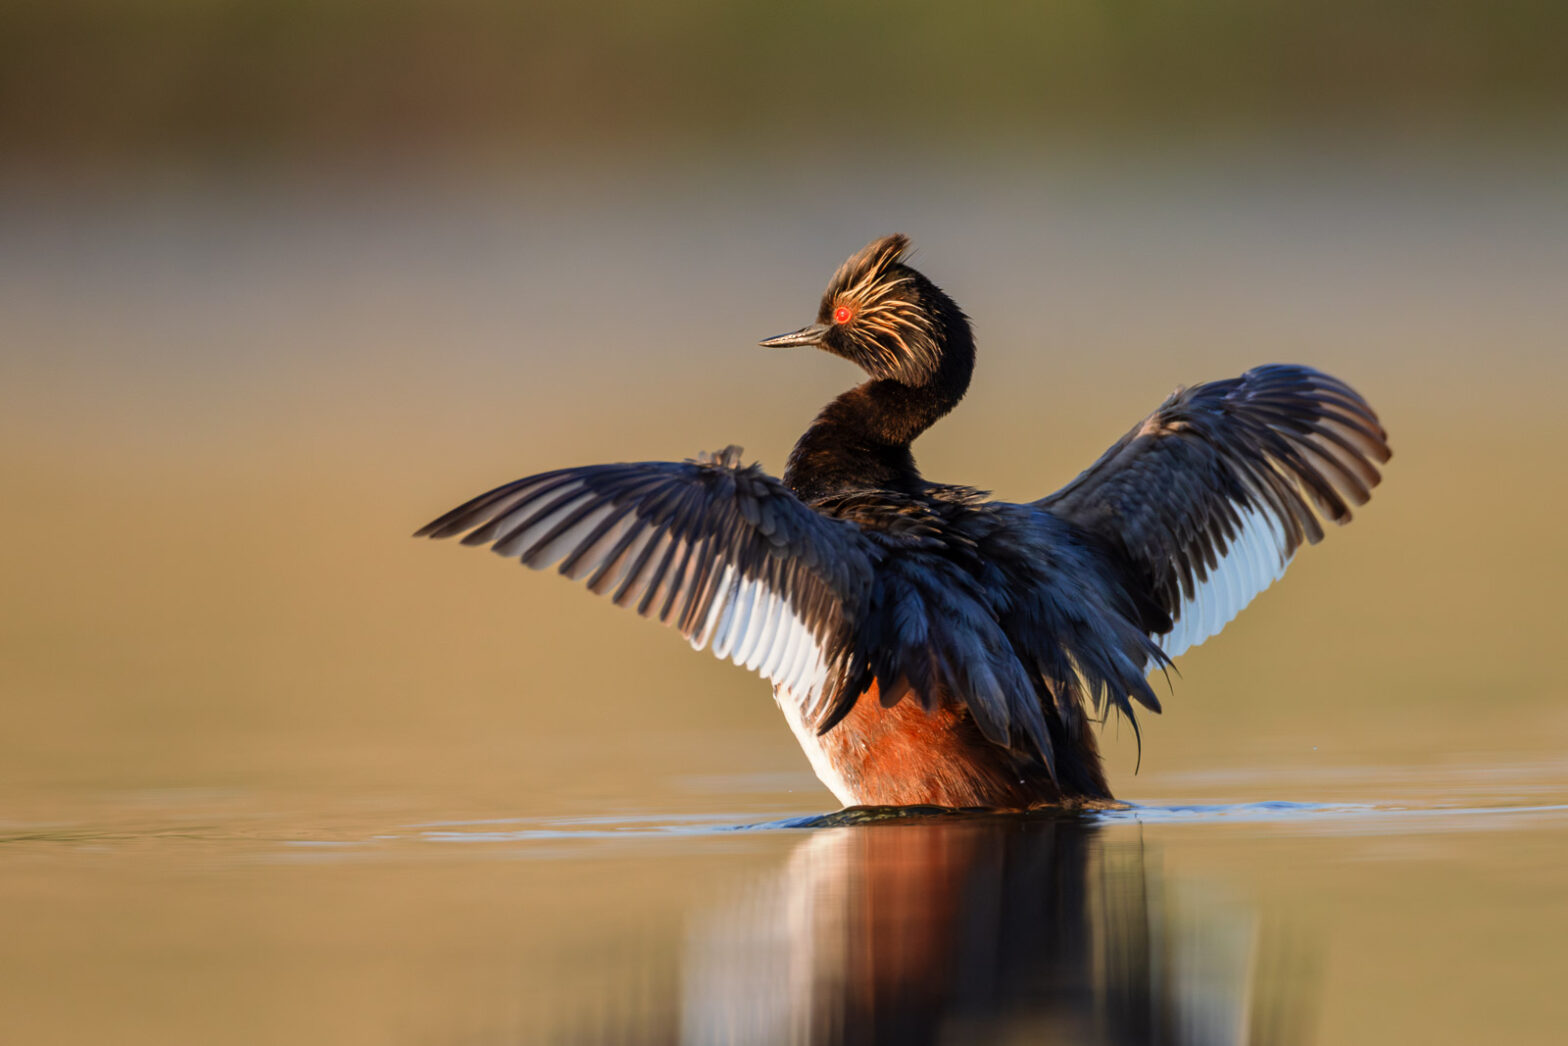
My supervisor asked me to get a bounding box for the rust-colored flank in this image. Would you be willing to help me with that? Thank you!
[817,682,1110,809]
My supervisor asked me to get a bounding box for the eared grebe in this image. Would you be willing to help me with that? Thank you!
[418,234,1390,808]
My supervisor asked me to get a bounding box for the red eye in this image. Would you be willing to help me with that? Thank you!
[833,306,852,324]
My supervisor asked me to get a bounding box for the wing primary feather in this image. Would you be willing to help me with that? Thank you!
[612,530,672,609]
[416,470,577,539]
[557,507,637,580]
[659,531,707,627]
[485,486,591,554]
[650,485,707,621]
[585,522,655,596]
[679,538,727,639]
[520,499,619,569]
[638,534,688,619]
[459,476,586,546]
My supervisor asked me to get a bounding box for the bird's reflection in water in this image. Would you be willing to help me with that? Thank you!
[681,813,1316,1046]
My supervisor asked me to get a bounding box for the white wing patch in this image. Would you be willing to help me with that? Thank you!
[698,568,833,699]
[1155,503,1291,664]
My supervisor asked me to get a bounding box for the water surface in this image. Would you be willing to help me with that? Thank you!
[5,769,1568,1044]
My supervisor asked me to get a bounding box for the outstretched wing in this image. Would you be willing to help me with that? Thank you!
[417,447,876,703]
[1040,365,1390,663]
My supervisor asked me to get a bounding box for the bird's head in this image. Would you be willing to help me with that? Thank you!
[761,234,966,387]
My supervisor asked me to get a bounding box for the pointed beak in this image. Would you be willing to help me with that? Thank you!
[759,323,829,348]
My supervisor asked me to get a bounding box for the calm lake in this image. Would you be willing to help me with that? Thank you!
[3,153,1566,1043]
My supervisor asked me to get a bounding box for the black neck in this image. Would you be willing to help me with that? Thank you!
[784,322,974,501]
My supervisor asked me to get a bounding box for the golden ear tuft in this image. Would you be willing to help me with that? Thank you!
[826,234,913,301]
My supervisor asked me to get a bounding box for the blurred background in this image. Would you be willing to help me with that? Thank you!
[2,3,1567,1043]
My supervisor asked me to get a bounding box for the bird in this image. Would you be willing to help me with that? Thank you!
[417,234,1390,809]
